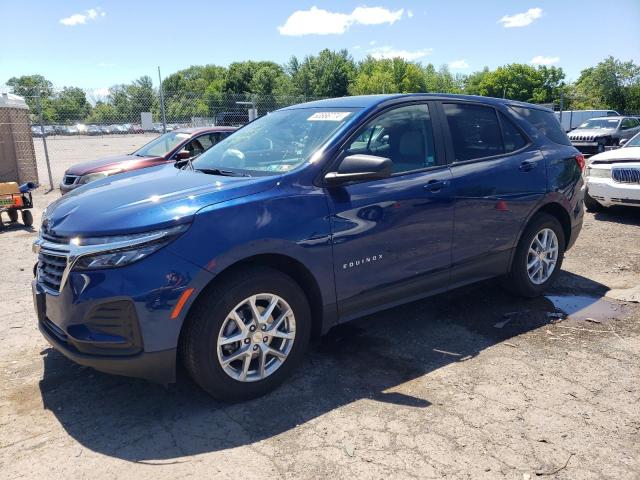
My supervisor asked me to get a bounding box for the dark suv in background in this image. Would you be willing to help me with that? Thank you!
[568,115,640,155]
[33,94,584,400]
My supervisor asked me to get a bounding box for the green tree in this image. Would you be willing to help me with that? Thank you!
[85,102,118,124]
[350,57,425,94]
[572,57,640,111]
[6,74,54,112]
[463,63,565,104]
[290,49,355,98]
[50,87,91,123]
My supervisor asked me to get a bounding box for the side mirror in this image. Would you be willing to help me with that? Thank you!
[619,138,628,147]
[175,150,191,160]
[324,154,393,186]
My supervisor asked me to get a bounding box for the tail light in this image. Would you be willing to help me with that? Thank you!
[575,153,585,171]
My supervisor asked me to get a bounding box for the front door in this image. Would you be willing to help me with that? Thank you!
[325,103,454,320]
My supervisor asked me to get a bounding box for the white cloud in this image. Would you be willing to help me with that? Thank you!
[97,62,116,68]
[407,9,414,18]
[60,7,106,26]
[369,40,377,46]
[278,6,404,36]
[530,55,560,65]
[448,59,470,69]
[369,46,433,61]
[498,7,542,28]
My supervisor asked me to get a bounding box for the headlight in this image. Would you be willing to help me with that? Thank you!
[586,167,610,179]
[78,169,122,185]
[72,224,189,270]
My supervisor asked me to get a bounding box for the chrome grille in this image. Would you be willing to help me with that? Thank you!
[38,251,67,291]
[41,231,70,244]
[612,168,640,184]
[63,175,79,185]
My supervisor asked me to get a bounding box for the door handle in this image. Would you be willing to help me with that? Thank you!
[424,179,449,192]
[519,160,537,172]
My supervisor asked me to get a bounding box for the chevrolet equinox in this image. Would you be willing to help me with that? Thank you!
[33,94,585,400]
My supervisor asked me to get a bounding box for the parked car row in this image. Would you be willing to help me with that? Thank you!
[34,94,587,401]
[30,123,189,137]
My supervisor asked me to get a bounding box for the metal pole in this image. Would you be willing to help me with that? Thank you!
[559,90,564,123]
[157,66,167,134]
[36,92,54,190]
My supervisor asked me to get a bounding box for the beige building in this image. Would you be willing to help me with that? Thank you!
[0,93,39,184]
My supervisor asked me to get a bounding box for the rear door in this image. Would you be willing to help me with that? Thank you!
[441,102,547,285]
[326,102,453,320]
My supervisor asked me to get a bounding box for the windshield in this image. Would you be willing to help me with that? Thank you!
[134,131,191,157]
[577,118,620,130]
[625,132,640,147]
[192,108,359,175]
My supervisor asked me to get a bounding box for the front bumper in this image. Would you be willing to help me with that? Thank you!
[37,302,176,384]
[571,141,601,155]
[59,182,79,194]
[587,177,640,207]
[32,246,213,384]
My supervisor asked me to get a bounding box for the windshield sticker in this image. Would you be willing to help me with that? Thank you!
[308,112,351,122]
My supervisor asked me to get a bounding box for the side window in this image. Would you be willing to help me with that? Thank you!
[443,103,504,161]
[499,113,527,152]
[510,106,571,146]
[345,104,437,174]
[621,118,635,130]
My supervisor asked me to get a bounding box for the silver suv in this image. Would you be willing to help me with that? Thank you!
[568,116,640,155]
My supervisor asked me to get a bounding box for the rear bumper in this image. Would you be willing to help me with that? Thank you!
[39,317,176,384]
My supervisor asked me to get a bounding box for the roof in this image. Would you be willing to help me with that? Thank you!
[281,93,553,112]
[585,116,628,120]
[0,93,29,110]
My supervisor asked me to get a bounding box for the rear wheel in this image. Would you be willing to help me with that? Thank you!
[505,213,565,297]
[21,210,33,227]
[7,209,18,223]
[584,190,602,212]
[180,267,311,401]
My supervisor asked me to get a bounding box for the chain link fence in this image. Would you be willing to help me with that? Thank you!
[23,90,318,188]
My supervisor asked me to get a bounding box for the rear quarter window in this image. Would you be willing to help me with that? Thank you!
[510,106,571,146]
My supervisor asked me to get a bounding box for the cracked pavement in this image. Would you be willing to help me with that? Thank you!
[0,184,638,479]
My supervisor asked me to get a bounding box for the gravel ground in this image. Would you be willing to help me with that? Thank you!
[0,138,639,479]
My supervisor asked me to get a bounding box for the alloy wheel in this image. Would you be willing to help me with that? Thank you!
[216,293,296,382]
[526,228,559,285]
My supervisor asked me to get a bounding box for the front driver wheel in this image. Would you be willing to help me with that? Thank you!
[180,267,311,401]
[505,213,565,297]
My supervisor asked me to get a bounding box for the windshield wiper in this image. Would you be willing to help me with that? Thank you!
[195,168,251,177]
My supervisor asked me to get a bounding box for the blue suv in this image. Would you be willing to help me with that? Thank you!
[32,94,585,400]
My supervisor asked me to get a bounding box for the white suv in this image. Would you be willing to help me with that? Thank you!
[585,131,640,211]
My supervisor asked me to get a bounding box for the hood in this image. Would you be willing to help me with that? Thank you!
[65,154,163,175]
[588,146,640,164]
[44,164,278,236]
[568,128,615,138]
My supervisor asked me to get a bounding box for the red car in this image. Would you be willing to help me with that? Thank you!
[59,127,237,193]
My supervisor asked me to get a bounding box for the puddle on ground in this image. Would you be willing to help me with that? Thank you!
[546,295,629,323]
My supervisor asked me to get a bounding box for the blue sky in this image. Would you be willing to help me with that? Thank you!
[2,0,639,94]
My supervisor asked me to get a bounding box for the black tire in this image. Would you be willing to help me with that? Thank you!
[21,210,33,227]
[505,213,565,298]
[180,266,311,401]
[8,209,18,223]
[584,190,602,212]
